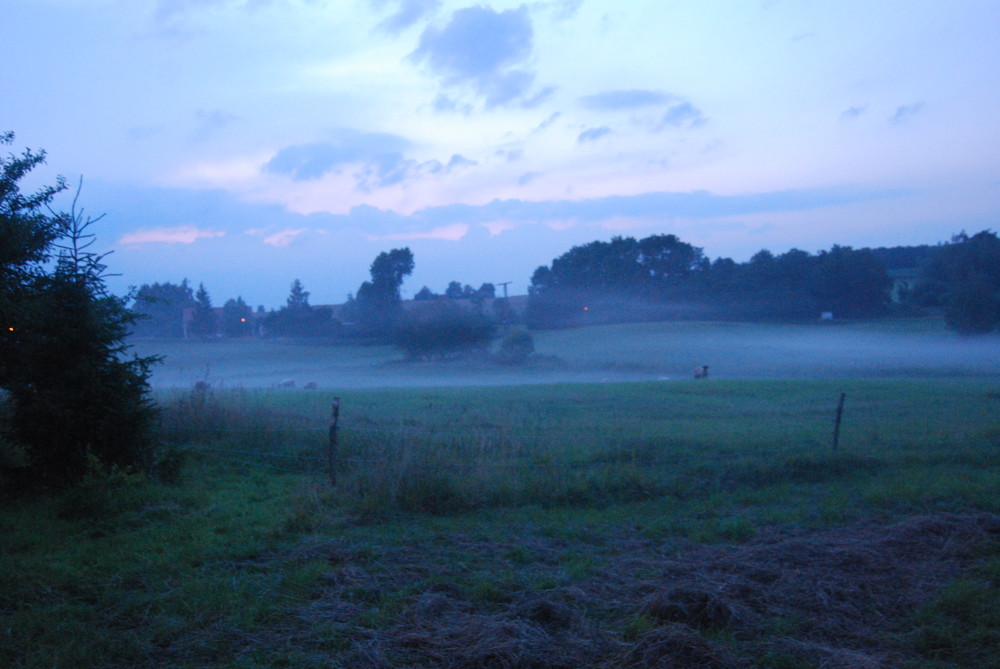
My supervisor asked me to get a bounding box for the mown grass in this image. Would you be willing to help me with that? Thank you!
[3,372,1000,666]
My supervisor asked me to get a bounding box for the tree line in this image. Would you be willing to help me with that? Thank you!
[525,232,1000,334]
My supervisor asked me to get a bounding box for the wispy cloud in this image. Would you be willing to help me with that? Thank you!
[261,229,307,247]
[580,89,671,111]
[265,130,410,181]
[578,127,612,143]
[193,108,238,142]
[840,105,867,120]
[580,89,706,131]
[656,101,706,130]
[890,102,925,125]
[119,225,225,245]
[371,0,440,34]
[517,171,541,186]
[369,223,469,241]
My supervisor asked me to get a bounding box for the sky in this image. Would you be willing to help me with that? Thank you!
[4,0,1000,309]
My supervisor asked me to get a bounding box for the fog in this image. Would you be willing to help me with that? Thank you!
[131,320,1000,391]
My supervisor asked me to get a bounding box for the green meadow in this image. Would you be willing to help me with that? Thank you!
[3,319,1000,667]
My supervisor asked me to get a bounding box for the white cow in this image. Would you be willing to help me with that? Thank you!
[694,365,709,379]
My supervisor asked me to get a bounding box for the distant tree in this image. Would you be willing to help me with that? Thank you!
[287,278,310,310]
[922,230,1000,334]
[344,248,414,336]
[445,280,464,299]
[188,283,217,338]
[414,286,437,301]
[393,300,497,360]
[221,297,252,337]
[637,234,705,288]
[3,173,158,487]
[131,280,194,338]
[809,246,892,318]
[265,279,334,337]
[477,283,496,299]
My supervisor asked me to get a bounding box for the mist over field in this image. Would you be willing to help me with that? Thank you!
[131,319,1000,390]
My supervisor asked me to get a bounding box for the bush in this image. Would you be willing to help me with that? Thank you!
[393,301,498,360]
[495,330,535,365]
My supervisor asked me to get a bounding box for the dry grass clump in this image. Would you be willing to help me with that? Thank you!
[609,623,743,668]
[281,513,998,668]
[391,591,610,668]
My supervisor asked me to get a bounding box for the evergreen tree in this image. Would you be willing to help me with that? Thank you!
[189,283,217,338]
[3,170,158,486]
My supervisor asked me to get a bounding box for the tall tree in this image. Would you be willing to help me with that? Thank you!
[3,171,158,486]
[346,248,414,336]
[130,280,195,338]
[1,132,66,387]
[265,279,333,337]
[188,282,217,338]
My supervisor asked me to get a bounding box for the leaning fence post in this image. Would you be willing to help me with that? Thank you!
[832,392,846,451]
[329,397,341,486]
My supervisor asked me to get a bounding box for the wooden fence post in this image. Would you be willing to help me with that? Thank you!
[832,392,846,451]
[329,397,341,486]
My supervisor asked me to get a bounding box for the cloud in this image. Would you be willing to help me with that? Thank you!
[119,225,225,245]
[534,112,561,132]
[517,171,541,186]
[261,228,308,247]
[656,101,706,129]
[372,0,441,34]
[890,102,924,125]
[265,130,410,180]
[410,5,538,107]
[580,89,671,111]
[369,222,468,241]
[539,0,583,21]
[193,108,238,141]
[580,90,706,131]
[840,105,867,120]
[578,127,612,143]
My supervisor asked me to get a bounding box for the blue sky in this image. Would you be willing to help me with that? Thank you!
[4,0,999,308]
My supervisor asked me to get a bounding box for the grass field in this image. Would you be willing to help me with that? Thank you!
[3,319,1000,667]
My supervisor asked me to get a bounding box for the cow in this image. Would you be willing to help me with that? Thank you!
[278,379,295,388]
[694,365,709,379]
[303,381,317,390]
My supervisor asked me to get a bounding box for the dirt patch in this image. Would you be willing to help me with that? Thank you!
[291,512,999,668]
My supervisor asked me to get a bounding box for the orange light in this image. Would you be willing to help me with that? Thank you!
[7,327,13,332]
[240,318,247,322]
[583,306,589,311]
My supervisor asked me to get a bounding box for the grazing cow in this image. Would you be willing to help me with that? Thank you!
[278,379,295,388]
[303,381,317,390]
[694,365,709,379]
[193,380,211,392]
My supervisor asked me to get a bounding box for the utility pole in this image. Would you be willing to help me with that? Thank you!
[496,281,512,332]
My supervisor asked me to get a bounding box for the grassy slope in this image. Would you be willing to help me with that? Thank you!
[4,320,1000,667]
